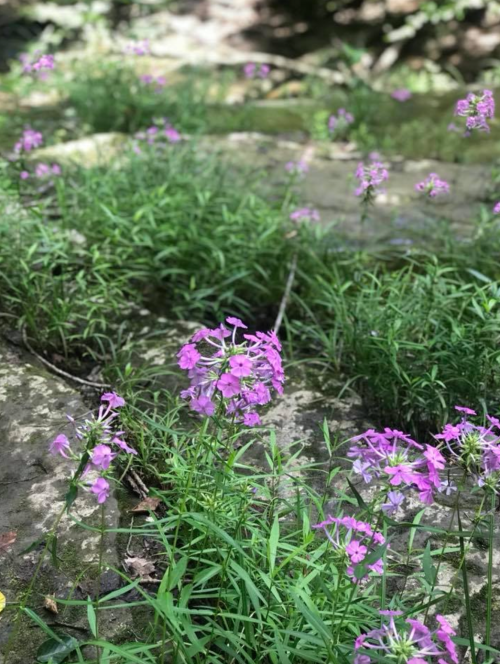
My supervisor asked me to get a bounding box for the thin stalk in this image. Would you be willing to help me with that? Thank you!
[457,507,477,664]
[485,490,496,647]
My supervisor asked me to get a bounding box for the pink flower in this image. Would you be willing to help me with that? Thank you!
[90,477,110,504]
[415,173,449,198]
[243,412,261,427]
[91,444,116,470]
[101,392,126,409]
[112,436,137,455]
[190,396,215,416]
[19,171,29,180]
[229,355,253,377]
[454,405,476,416]
[217,373,241,398]
[391,88,412,102]
[355,161,388,198]
[455,89,494,133]
[494,202,500,214]
[243,63,256,78]
[289,207,320,223]
[165,127,181,143]
[346,540,367,563]
[226,316,247,329]
[177,344,201,370]
[50,434,71,458]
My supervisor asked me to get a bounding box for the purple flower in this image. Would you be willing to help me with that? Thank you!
[217,373,241,398]
[381,491,405,516]
[90,477,110,504]
[455,89,494,133]
[312,515,385,581]
[289,207,320,223]
[243,63,256,78]
[355,161,388,199]
[178,318,284,426]
[347,428,442,508]
[101,392,126,409]
[14,127,43,154]
[50,434,71,458]
[21,52,55,77]
[243,63,269,79]
[328,108,355,133]
[125,40,149,56]
[91,444,116,470]
[285,160,309,176]
[391,88,412,102]
[354,611,458,664]
[493,202,500,214]
[415,173,449,198]
[190,396,216,417]
[20,171,30,180]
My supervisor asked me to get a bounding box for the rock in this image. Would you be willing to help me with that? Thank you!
[31,132,128,168]
[199,132,493,242]
[0,340,130,663]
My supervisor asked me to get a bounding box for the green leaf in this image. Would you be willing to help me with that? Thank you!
[86,597,97,638]
[36,635,79,663]
[268,515,280,574]
[168,556,188,591]
[64,484,78,510]
[423,541,437,585]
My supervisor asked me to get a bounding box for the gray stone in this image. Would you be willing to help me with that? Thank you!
[199,132,494,242]
[0,340,130,663]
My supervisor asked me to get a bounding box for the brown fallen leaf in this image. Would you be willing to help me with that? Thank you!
[43,595,58,614]
[0,532,16,553]
[124,556,156,582]
[129,497,161,513]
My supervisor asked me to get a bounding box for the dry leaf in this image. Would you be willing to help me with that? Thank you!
[130,497,161,513]
[124,556,156,582]
[0,592,5,614]
[0,532,16,553]
[43,595,58,614]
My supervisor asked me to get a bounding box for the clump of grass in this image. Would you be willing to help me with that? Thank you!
[291,255,500,435]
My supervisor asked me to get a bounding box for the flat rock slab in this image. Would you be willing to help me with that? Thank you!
[0,340,129,663]
[200,132,493,242]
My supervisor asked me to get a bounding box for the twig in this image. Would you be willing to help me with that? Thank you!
[22,326,110,389]
[274,251,298,336]
[126,468,149,499]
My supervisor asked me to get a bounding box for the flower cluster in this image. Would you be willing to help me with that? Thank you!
[312,515,385,581]
[139,74,166,94]
[20,52,55,78]
[435,406,500,493]
[348,428,445,512]
[355,161,389,199]
[391,88,412,102]
[49,392,135,504]
[125,40,149,56]
[20,163,61,182]
[285,160,309,177]
[178,317,284,426]
[133,119,181,154]
[14,127,43,154]
[243,63,270,79]
[415,173,450,198]
[354,611,458,664]
[289,207,320,223]
[328,108,354,134]
[455,89,495,133]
